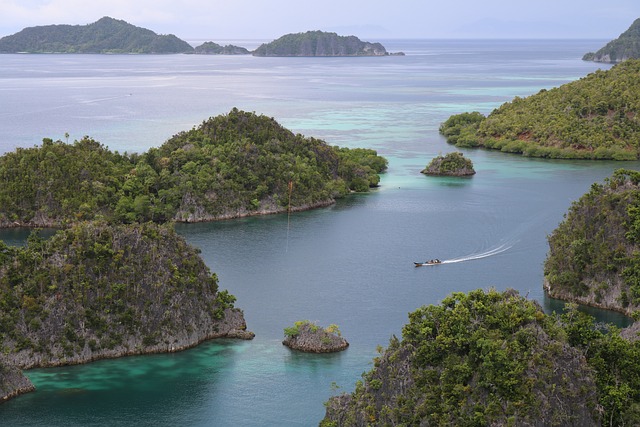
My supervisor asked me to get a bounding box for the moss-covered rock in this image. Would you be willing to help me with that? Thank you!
[421,152,475,176]
[283,320,348,353]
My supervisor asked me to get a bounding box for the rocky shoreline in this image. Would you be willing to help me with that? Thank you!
[0,360,35,404]
[0,308,253,403]
[5,308,253,370]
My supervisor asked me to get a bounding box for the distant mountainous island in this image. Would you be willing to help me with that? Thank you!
[584,17,640,63]
[192,41,250,55]
[0,17,193,54]
[0,18,401,57]
[252,30,403,57]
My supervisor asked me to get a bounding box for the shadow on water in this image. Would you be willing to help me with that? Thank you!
[543,294,634,328]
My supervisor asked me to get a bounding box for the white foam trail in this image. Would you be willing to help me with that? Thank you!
[441,243,512,264]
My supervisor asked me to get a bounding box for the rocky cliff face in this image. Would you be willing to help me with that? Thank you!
[0,359,35,403]
[544,169,640,317]
[0,221,253,370]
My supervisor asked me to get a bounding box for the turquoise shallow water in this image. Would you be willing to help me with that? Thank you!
[0,39,635,426]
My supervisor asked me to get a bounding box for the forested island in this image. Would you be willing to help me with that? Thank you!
[192,41,250,55]
[0,221,252,401]
[0,109,387,228]
[545,169,640,318]
[252,31,402,57]
[282,320,348,353]
[439,59,640,160]
[421,152,475,176]
[322,289,640,426]
[0,17,193,54]
[584,17,640,63]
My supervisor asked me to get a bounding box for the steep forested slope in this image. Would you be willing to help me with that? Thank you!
[0,109,387,227]
[440,60,640,160]
[0,221,249,369]
[545,169,640,317]
[322,289,640,426]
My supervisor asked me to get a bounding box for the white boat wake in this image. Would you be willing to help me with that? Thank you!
[415,243,513,266]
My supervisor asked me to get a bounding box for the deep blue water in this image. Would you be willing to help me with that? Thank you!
[0,39,635,426]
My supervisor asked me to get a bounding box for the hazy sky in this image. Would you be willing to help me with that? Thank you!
[0,0,638,41]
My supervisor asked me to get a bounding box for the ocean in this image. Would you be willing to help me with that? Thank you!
[0,39,634,426]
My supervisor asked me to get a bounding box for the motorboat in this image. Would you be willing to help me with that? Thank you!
[414,259,442,267]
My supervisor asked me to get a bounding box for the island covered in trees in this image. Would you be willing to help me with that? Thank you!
[0,17,193,54]
[322,289,640,426]
[0,108,387,228]
[252,31,403,57]
[0,18,401,57]
[0,108,387,401]
[439,59,640,160]
[584,17,640,63]
[0,221,252,401]
[421,152,475,176]
[545,169,640,318]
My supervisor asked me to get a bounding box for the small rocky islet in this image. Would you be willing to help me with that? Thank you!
[421,152,475,176]
[282,321,348,353]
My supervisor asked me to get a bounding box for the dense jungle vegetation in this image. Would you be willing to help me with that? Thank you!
[0,108,387,227]
[584,18,640,63]
[545,169,640,317]
[439,59,640,160]
[322,289,640,426]
[0,16,193,54]
[0,221,240,368]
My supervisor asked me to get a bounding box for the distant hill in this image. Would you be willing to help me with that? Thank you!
[0,17,194,54]
[439,59,640,160]
[584,18,640,63]
[252,30,402,57]
[193,41,250,55]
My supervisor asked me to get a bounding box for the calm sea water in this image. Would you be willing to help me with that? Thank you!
[0,39,635,426]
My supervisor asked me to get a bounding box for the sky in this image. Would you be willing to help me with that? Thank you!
[0,0,638,41]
